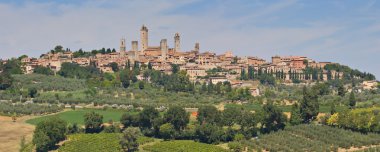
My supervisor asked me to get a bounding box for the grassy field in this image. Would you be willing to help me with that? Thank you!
[26,109,136,125]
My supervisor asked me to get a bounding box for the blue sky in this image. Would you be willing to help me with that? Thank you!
[0,0,379,79]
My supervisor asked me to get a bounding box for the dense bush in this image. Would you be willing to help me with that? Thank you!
[327,107,380,133]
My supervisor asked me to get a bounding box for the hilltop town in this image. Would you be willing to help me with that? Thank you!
[19,25,349,84]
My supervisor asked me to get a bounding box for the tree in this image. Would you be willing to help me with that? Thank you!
[338,84,346,97]
[33,117,67,152]
[222,107,240,126]
[138,81,144,90]
[148,62,153,70]
[349,91,356,109]
[290,104,302,125]
[300,86,319,123]
[29,87,38,98]
[33,66,54,75]
[330,103,337,115]
[163,106,189,131]
[238,110,257,137]
[84,112,103,133]
[67,123,80,134]
[139,106,160,129]
[171,64,180,74]
[159,123,175,140]
[120,127,141,152]
[109,62,119,72]
[120,113,139,128]
[197,106,221,125]
[0,72,13,90]
[260,103,286,133]
[120,70,131,88]
[195,124,224,144]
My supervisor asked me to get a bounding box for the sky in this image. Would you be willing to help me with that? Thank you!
[0,0,379,79]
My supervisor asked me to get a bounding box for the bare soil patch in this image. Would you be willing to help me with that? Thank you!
[0,116,35,152]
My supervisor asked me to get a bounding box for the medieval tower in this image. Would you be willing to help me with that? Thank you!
[174,32,180,52]
[194,42,199,53]
[140,25,148,53]
[160,39,168,58]
[131,41,138,52]
[120,38,126,56]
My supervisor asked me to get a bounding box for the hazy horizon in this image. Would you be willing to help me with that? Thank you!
[0,0,379,79]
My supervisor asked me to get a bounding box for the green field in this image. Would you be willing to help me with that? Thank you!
[26,109,136,125]
[143,140,229,152]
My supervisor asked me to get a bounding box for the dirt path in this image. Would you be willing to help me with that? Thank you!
[0,115,35,152]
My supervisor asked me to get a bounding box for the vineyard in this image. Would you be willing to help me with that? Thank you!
[142,140,228,152]
[58,133,122,152]
[241,124,380,151]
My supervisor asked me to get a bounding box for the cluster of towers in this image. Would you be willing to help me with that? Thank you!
[119,25,182,58]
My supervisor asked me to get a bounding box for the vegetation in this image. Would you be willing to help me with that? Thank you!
[0,102,63,116]
[26,109,131,125]
[327,107,380,133]
[241,124,380,151]
[58,133,122,152]
[33,117,67,152]
[143,140,228,152]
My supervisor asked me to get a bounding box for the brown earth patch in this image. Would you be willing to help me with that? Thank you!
[0,116,35,152]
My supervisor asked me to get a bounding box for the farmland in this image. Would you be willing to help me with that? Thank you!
[26,109,135,125]
[240,124,380,151]
[143,140,229,152]
[58,133,122,152]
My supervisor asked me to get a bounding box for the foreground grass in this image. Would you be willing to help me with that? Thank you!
[143,140,229,152]
[26,109,135,125]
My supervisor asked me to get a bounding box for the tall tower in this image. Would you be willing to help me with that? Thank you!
[131,41,138,52]
[120,38,126,56]
[174,32,180,52]
[140,25,148,52]
[160,39,168,59]
[194,42,199,53]
[131,41,139,60]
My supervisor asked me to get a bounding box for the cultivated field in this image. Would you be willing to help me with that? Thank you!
[26,109,136,125]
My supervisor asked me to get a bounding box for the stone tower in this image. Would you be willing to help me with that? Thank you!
[160,39,168,58]
[131,41,139,60]
[194,42,199,53]
[140,25,148,52]
[174,32,180,52]
[131,41,138,52]
[120,38,126,56]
